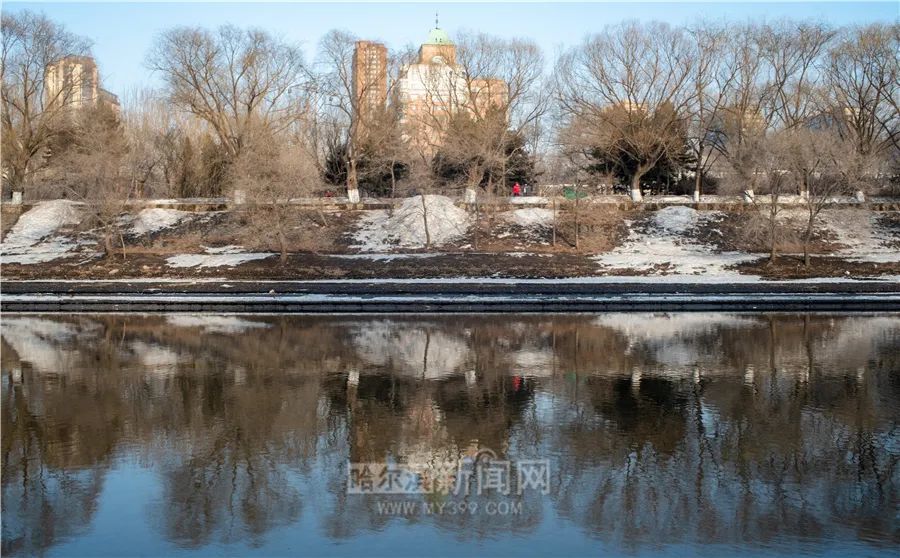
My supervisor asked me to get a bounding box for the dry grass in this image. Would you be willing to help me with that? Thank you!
[717,210,840,254]
[474,205,628,253]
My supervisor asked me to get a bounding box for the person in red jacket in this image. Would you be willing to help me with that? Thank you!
[512,183,522,196]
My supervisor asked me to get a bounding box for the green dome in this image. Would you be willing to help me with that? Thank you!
[425,28,452,45]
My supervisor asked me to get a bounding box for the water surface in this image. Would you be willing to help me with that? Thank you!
[2,313,898,556]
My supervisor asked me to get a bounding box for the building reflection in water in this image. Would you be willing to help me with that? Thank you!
[2,313,898,555]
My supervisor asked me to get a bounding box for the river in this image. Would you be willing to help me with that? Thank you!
[2,313,898,556]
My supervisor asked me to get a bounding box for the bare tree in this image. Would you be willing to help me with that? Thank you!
[822,23,899,183]
[791,129,879,266]
[230,126,322,264]
[394,161,441,249]
[361,103,410,197]
[120,88,170,198]
[764,22,836,132]
[316,31,407,202]
[714,23,774,201]
[1,10,91,197]
[555,21,694,202]
[146,24,308,168]
[722,132,793,264]
[450,32,547,196]
[60,102,130,257]
[685,22,736,201]
[763,21,836,198]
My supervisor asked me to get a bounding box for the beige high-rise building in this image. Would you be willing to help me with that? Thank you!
[44,55,119,111]
[352,40,388,136]
[397,27,508,157]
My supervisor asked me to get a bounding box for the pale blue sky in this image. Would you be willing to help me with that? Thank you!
[4,2,898,97]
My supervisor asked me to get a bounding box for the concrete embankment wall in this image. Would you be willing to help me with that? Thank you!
[4,280,899,313]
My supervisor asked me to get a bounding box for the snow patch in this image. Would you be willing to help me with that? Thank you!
[1,200,85,264]
[820,210,899,264]
[505,208,555,228]
[329,253,444,262]
[652,206,697,232]
[166,245,272,268]
[594,208,756,276]
[130,208,191,235]
[352,195,471,251]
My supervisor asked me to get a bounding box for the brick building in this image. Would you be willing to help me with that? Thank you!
[352,40,388,136]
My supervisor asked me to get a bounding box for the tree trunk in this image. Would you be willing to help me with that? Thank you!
[279,228,288,266]
[421,195,431,249]
[574,187,580,250]
[552,198,557,247]
[390,159,397,198]
[118,228,127,261]
[768,207,778,263]
[694,142,704,203]
[347,156,360,203]
[104,230,114,258]
[630,173,643,202]
[803,213,814,268]
[473,198,479,250]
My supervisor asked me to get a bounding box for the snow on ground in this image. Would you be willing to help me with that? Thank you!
[652,205,697,231]
[820,209,899,263]
[594,206,756,275]
[329,253,445,262]
[352,195,471,251]
[504,208,555,228]
[166,314,272,334]
[129,208,192,235]
[1,200,86,264]
[509,196,548,205]
[166,245,272,268]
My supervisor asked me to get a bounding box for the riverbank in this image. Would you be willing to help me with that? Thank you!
[3,199,898,282]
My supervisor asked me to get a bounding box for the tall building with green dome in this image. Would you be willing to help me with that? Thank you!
[396,23,507,157]
[418,26,457,66]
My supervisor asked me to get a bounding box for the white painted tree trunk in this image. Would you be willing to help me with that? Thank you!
[464,188,477,204]
[742,189,755,203]
[692,190,700,203]
[347,187,360,204]
[11,191,23,204]
[630,188,643,202]
[855,190,866,203]
[232,189,246,205]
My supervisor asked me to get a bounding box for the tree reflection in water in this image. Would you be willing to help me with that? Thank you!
[1,313,898,555]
